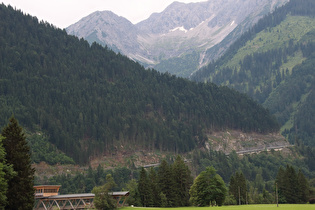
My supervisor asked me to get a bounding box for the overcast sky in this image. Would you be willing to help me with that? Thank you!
[1,0,206,29]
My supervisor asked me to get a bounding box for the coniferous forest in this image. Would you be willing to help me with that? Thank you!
[1,0,315,208]
[0,4,279,164]
[191,0,315,148]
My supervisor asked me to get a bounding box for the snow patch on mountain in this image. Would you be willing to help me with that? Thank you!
[170,26,188,33]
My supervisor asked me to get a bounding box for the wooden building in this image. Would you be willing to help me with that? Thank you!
[33,185,129,210]
[34,185,61,198]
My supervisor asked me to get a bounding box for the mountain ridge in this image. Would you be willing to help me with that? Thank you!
[66,0,288,77]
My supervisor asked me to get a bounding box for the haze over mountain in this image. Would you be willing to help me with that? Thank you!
[66,0,288,77]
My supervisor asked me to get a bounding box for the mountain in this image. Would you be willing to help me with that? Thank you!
[66,0,288,77]
[191,0,315,147]
[0,4,280,165]
[66,11,142,55]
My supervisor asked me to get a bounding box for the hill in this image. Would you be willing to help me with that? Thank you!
[191,0,315,147]
[66,0,288,77]
[0,4,280,165]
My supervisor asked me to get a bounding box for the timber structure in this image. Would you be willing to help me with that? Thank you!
[34,185,129,210]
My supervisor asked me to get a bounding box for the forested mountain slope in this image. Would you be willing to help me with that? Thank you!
[191,0,315,147]
[0,4,279,164]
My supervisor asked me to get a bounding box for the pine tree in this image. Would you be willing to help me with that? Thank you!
[297,169,309,203]
[229,171,247,204]
[157,159,176,207]
[138,167,153,207]
[276,165,310,204]
[2,117,35,210]
[284,165,298,203]
[0,136,15,210]
[229,174,237,199]
[275,166,287,203]
[148,167,160,206]
[172,155,193,206]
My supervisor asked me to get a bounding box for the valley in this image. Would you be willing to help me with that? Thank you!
[0,0,315,208]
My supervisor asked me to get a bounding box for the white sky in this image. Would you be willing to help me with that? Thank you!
[1,0,206,29]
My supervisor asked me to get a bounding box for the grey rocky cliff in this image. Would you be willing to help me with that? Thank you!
[66,0,289,76]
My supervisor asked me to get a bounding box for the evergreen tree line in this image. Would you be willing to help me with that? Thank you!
[227,166,310,205]
[0,4,279,164]
[44,148,315,206]
[276,165,310,203]
[0,117,35,210]
[191,145,315,187]
[190,146,315,203]
[137,156,192,207]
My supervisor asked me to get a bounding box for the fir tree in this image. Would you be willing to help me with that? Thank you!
[0,136,15,210]
[138,167,153,207]
[297,169,309,203]
[276,165,310,204]
[229,171,247,204]
[2,117,35,210]
[157,159,177,207]
[148,167,160,206]
[173,155,193,206]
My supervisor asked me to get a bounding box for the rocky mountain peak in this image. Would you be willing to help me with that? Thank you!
[66,0,289,75]
[67,10,140,54]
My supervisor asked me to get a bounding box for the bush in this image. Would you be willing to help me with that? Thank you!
[309,198,315,204]
[223,195,237,205]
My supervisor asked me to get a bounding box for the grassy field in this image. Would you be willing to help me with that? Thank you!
[121,204,314,210]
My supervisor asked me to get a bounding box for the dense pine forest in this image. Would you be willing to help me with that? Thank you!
[0,4,279,164]
[192,0,315,147]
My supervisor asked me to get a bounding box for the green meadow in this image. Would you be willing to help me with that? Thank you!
[121,204,314,210]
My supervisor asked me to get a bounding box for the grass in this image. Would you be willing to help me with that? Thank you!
[224,16,315,69]
[121,204,314,210]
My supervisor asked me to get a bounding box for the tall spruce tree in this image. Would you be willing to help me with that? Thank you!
[0,135,15,210]
[275,166,287,203]
[285,165,298,203]
[2,117,35,210]
[276,165,310,204]
[138,167,153,207]
[229,171,247,204]
[148,167,160,207]
[157,159,177,207]
[173,155,193,206]
[297,169,309,203]
[0,136,8,210]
